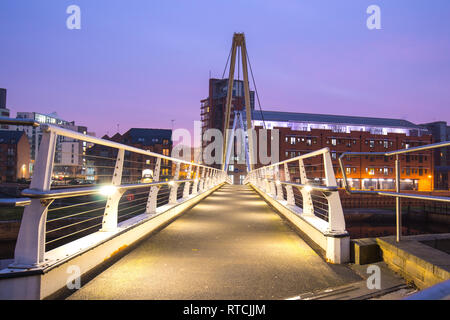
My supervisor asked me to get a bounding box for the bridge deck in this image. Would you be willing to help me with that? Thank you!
[68,184,361,300]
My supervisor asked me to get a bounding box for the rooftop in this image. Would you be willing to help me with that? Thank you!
[251,110,422,129]
[124,128,172,146]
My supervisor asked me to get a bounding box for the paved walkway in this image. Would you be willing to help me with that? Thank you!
[68,184,361,300]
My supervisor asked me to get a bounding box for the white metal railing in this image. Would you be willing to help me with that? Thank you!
[338,140,450,242]
[245,147,347,235]
[0,120,227,268]
[245,147,349,263]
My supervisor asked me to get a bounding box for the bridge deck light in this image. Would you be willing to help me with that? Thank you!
[168,181,175,186]
[99,185,117,196]
[304,185,312,192]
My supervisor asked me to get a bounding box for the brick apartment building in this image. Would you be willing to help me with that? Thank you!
[201,78,255,183]
[250,110,434,191]
[86,128,172,183]
[200,78,435,189]
[201,78,255,143]
[0,131,31,182]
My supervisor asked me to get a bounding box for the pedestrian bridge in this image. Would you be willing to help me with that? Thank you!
[0,119,449,300]
[67,184,359,300]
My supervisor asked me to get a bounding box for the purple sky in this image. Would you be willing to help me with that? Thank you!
[1,0,450,137]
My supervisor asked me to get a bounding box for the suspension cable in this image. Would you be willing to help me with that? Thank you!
[222,46,232,79]
[246,50,266,129]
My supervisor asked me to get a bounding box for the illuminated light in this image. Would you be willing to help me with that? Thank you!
[276,180,281,185]
[99,185,117,196]
[168,181,175,186]
[428,175,432,179]
[142,169,153,177]
[304,185,313,192]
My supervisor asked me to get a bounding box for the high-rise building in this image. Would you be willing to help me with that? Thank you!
[200,78,255,150]
[0,88,11,130]
[200,78,255,183]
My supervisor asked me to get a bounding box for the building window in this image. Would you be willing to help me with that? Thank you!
[228,164,234,172]
[290,137,296,145]
[369,140,375,148]
[331,138,336,146]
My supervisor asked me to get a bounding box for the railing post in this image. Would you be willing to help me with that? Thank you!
[199,167,205,192]
[146,157,161,215]
[183,164,192,199]
[207,168,212,188]
[284,163,295,206]
[263,168,270,192]
[299,158,314,216]
[323,150,346,233]
[396,155,402,242]
[13,129,57,267]
[275,165,284,200]
[101,148,125,232]
[267,168,275,196]
[214,170,219,186]
[204,168,210,189]
[192,166,200,195]
[169,162,180,204]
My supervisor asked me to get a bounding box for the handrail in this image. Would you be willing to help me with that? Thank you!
[253,147,330,169]
[0,198,32,207]
[244,147,349,263]
[0,116,219,170]
[21,179,195,200]
[338,140,450,242]
[41,124,212,169]
[267,179,338,193]
[335,190,450,203]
